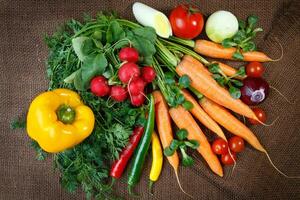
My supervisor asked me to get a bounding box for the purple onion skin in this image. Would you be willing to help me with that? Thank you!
[240,77,269,105]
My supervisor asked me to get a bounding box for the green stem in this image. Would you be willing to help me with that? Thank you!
[149,181,154,195]
[168,36,195,48]
[116,19,141,29]
[73,24,106,38]
[159,38,210,66]
[155,39,178,68]
[188,87,204,100]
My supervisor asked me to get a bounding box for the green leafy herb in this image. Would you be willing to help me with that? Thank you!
[10,118,26,129]
[178,75,190,88]
[163,128,199,167]
[182,100,193,110]
[233,51,244,60]
[184,140,199,149]
[209,63,244,99]
[30,141,47,161]
[106,20,125,43]
[40,13,152,199]
[222,15,263,60]
[229,85,242,99]
[179,146,194,167]
[176,129,188,140]
[163,147,175,157]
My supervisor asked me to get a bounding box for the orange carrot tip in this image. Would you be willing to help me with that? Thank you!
[264,151,300,178]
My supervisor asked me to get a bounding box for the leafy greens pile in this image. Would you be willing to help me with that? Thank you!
[41,13,157,199]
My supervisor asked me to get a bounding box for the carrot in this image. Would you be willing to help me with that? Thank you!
[212,62,245,80]
[183,53,244,79]
[200,97,265,152]
[176,55,258,120]
[181,89,227,141]
[169,105,223,177]
[152,91,191,196]
[194,39,272,62]
[153,91,179,170]
[199,97,300,178]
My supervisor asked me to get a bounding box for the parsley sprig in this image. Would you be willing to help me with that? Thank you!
[222,15,263,60]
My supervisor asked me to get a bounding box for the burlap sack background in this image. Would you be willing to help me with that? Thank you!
[0,0,299,199]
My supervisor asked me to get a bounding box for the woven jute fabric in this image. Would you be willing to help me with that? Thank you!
[0,0,299,199]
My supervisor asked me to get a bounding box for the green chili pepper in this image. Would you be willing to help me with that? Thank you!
[127,94,155,195]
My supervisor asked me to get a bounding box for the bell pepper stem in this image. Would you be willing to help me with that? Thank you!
[56,104,76,124]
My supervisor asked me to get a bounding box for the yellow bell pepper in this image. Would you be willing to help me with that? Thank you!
[149,132,163,192]
[27,88,95,153]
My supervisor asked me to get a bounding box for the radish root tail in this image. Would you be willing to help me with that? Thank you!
[270,37,284,62]
[174,171,194,199]
[264,151,300,178]
[270,86,295,104]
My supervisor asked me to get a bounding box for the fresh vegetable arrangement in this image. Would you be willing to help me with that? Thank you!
[12,2,299,199]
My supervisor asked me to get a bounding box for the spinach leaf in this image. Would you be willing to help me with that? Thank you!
[74,53,108,91]
[106,20,125,44]
[126,27,157,65]
[72,37,91,62]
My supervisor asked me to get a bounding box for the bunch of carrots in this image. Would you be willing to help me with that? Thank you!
[107,4,299,197]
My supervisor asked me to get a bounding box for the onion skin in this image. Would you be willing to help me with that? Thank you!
[240,77,269,105]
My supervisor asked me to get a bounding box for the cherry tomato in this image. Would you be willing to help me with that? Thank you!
[169,4,204,39]
[211,138,228,155]
[221,152,237,165]
[246,62,265,78]
[248,107,267,125]
[228,136,245,153]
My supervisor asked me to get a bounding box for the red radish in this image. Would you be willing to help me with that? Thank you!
[118,62,140,84]
[221,152,237,165]
[128,77,145,96]
[141,66,156,83]
[90,76,110,97]
[110,85,128,102]
[131,93,145,106]
[119,47,139,63]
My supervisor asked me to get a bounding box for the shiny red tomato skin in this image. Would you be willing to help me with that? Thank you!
[221,152,237,165]
[211,138,228,155]
[246,62,265,77]
[228,136,245,153]
[169,4,204,39]
[248,107,267,125]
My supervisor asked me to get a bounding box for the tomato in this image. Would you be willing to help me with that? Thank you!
[248,107,267,125]
[246,62,265,78]
[169,4,204,39]
[228,136,245,153]
[211,138,228,155]
[221,152,237,165]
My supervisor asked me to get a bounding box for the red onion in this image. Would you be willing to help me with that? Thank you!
[240,77,269,105]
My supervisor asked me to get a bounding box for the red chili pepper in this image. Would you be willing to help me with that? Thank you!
[110,126,144,179]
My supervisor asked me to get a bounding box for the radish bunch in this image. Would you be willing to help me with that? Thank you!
[90,47,156,107]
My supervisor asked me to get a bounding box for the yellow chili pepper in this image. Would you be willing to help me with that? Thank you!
[27,88,95,153]
[149,131,163,193]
